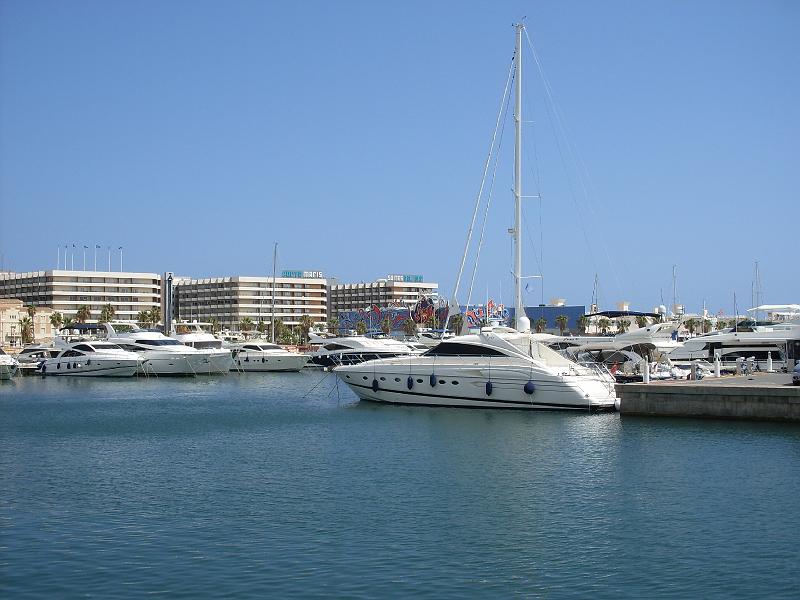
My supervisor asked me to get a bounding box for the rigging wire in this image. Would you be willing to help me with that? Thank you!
[444,51,517,331]
[523,28,624,303]
[466,64,514,309]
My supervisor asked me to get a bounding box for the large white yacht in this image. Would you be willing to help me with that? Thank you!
[171,322,235,372]
[97,322,223,376]
[230,341,309,372]
[0,348,20,380]
[39,341,141,377]
[308,333,422,368]
[668,324,800,370]
[335,24,618,411]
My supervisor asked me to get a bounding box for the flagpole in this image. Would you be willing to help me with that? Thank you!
[83,245,87,271]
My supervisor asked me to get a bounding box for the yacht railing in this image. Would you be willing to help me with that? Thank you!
[574,361,617,395]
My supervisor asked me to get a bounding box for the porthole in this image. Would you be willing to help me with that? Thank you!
[380,377,386,381]
[439,379,446,385]
[346,375,351,379]
[452,381,459,385]
[416,378,423,383]
[394,377,400,382]
[362,376,368,380]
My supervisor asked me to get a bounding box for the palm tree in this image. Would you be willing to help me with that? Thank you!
[75,305,92,324]
[597,317,611,334]
[209,317,220,333]
[577,314,589,334]
[63,317,75,329]
[684,318,698,336]
[403,318,418,336]
[381,317,391,335]
[148,307,161,328]
[716,319,727,330]
[635,315,649,329]
[136,310,151,328]
[26,305,37,319]
[240,316,254,333]
[450,313,464,334]
[273,318,285,341]
[256,319,267,335]
[535,317,547,334]
[616,318,630,334]
[555,314,569,335]
[297,314,314,344]
[702,319,712,334]
[20,316,34,345]
[356,321,367,335]
[49,311,63,329]
[327,317,339,335]
[99,303,115,323]
[278,327,293,345]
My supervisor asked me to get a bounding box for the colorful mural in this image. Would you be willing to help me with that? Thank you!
[336,297,449,333]
[463,299,511,328]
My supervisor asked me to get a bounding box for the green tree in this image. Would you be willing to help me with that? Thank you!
[684,319,698,336]
[449,313,463,334]
[381,317,391,335]
[702,319,712,333]
[403,318,418,336]
[635,315,649,329]
[20,316,34,345]
[577,314,589,334]
[49,311,64,329]
[75,305,92,323]
[148,307,161,328]
[26,305,36,319]
[297,314,314,344]
[272,318,285,341]
[99,303,115,323]
[555,314,569,335]
[209,317,220,333]
[240,316,254,332]
[327,317,339,335]
[256,319,267,335]
[356,321,367,335]
[598,317,611,334]
[716,319,728,330]
[535,317,547,334]
[63,317,75,329]
[616,318,630,334]
[136,310,151,328]
[278,326,294,345]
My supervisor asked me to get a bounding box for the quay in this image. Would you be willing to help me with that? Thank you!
[618,373,800,422]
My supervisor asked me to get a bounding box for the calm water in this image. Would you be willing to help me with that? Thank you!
[1,373,799,598]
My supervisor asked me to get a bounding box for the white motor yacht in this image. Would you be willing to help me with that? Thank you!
[172,322,235,373]
[0,348,20,380]
[39,341,141,377]
[309,333,422,368]
[231,342,309,372]
[98,322,223,376]
[335,24,618,411]
[336,328,617,411]
[15,344,59,366]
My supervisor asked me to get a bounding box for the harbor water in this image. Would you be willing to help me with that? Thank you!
[2,373,799,598]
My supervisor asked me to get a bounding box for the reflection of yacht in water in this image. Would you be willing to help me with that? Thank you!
[308,333,422,368]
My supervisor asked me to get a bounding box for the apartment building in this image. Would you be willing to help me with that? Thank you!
[329,274,438,317]
[173,271,328,330]
[0,299,56,348]
[0,270,161,323]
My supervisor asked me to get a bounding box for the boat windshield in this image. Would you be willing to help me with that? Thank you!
[91,343,123,350]
[423,342,506,357]
[113,323,141,333]
[136,339,184,346]
[191,340,222,349]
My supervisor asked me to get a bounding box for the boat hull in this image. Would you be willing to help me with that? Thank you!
[40,358,139,377]
[335,360,618,411]
[0,362,19,380]
[233,353,309,372]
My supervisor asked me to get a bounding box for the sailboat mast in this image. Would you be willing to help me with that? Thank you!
[271,242,277,343]
[513,22,525,331]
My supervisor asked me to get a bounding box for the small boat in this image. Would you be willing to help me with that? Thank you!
[39,341,142,377]
[231,342,309,372]
[0,348,20,380]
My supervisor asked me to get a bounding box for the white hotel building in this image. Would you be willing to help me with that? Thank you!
[0,270,161,323]
[173,271,328,331]
[328,275,439,317]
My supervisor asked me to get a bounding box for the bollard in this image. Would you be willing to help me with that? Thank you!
[748,357,756,374]
[766,352,773,373]
[714,355,721,378]
[643,359,650,384]
[736,357,744,375]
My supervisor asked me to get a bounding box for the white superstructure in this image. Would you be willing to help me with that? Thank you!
[309,333,421,368]
[231,342,309,372]
[39,341,141,377]
[171,322,234,372]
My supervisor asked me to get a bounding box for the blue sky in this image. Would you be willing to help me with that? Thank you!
[1,1,797,314]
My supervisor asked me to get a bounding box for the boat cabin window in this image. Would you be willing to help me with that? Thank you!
[258,344,281,351]
[243,345,261,351]
[323,343,351,351]
[91,343,122,350]
[424,342,507,357]
[74,344,95,352]
[191,340,222,349]
[136,339,183,346]
[62,350,83,357]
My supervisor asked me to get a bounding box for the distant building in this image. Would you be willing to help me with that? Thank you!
[172,271,328,331]
[329,274,438,318]
[0,299,56,348]
[0,270,161,324]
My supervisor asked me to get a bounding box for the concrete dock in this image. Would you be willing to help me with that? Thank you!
[618,373,800,422]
